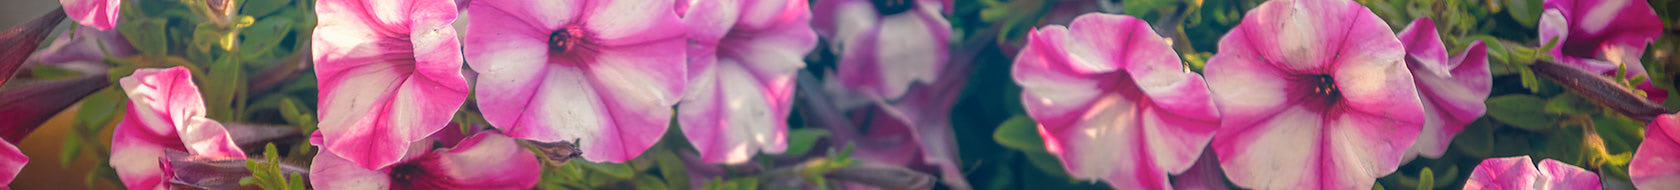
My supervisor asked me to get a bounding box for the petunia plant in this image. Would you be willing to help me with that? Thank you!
[0,0,1678,189]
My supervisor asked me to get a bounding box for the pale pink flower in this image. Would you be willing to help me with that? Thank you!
[678,0,816,164]
[59,0,121,30]
[1631,114,1680,189]
[1012,13,1220,189]
[1395,18,1491,160]
[311,0,471,170]
[109,66,246,189]
[310,131,541,189]
[1464,156,1601,190]
[465,0,687,162]
[812,0,952,100]
[1537,0,1666,102]
[1201,0,1426,189]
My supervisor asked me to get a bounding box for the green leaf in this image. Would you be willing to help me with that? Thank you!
[782,128,831,156]
[633,175,670,190]
[577,160,636,180]
[118,18,170,57]
[1543,94,1597,115]
[240,18,293,58]
[1505,0,1543,28]
[651,147,690,190]
[1486,94,1557,131]
[241,0,291,16]
[993,115,1044,152]
[59,130,83,166]
[1023,151,1068,177]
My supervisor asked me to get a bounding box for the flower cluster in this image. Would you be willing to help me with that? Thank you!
[2,0,1674,188]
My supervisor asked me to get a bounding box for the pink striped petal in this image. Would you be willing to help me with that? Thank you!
[111,67,246,190]
[1204,0,1422,189]
[1631,114,1680,189]
[416,131,542,189]
[1537,159,1601,190]
[1466,156,1540,190]
[309,150,394,189]
[310,131,540,189]
[0,140,21,186]
[58,0,121,30]
[1012,13,1219,189]
[312,0,470,170]
[679,0,814,164]
[467,0,686,163]
[1538,0,1662,77]
[1465,156,1602,190]
[816,0,951,100]
[1399,18,1492,160]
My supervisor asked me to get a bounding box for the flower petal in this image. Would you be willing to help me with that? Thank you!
[1407,41,1491,159]
[835,9,950,99]
[418,131,542,189]
[1397,18,1448,76]
[111,67,245,190]
[680,60,792,164]
[313,0,470,170]
[309,151,393,190]
[1632,114,1680,189]
[1211,106,1322,189]
[1537,159,1601,190]
[585,0,686,46]
[1015,13,1220,190]
[0,140,22,186]
[1465,156,1539,189]
[59,0,121,30]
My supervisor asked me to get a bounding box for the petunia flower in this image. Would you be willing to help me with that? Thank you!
[1631,114,1680,189]
[812,0,952,100]
[1464,156,1601,190]
[465,0,687,162]
[1012,13,1220,189]
[1537,0,1666,102]
[678,0,816,164]
[109,66,246,190]
[311,0,471,170]
[1395,17,1491,160]
[1201,0,1426,189]
[310,130,542,189]
[60,0,121,30]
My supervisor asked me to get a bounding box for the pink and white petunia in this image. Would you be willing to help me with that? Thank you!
[109,66,246,190]
[678,0,816,164]
[1464,156,1602,190]
[1630,114,1680,189]
[1537,0,1666,102]
[466,0,687,162]
[311,0,471,170]
[1012,13,1220,189]
[1201,0,1426,189]
[812,0,952,100]
[1395,18,1491,160]
[59,0,121,30]
[310,131,541,189]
